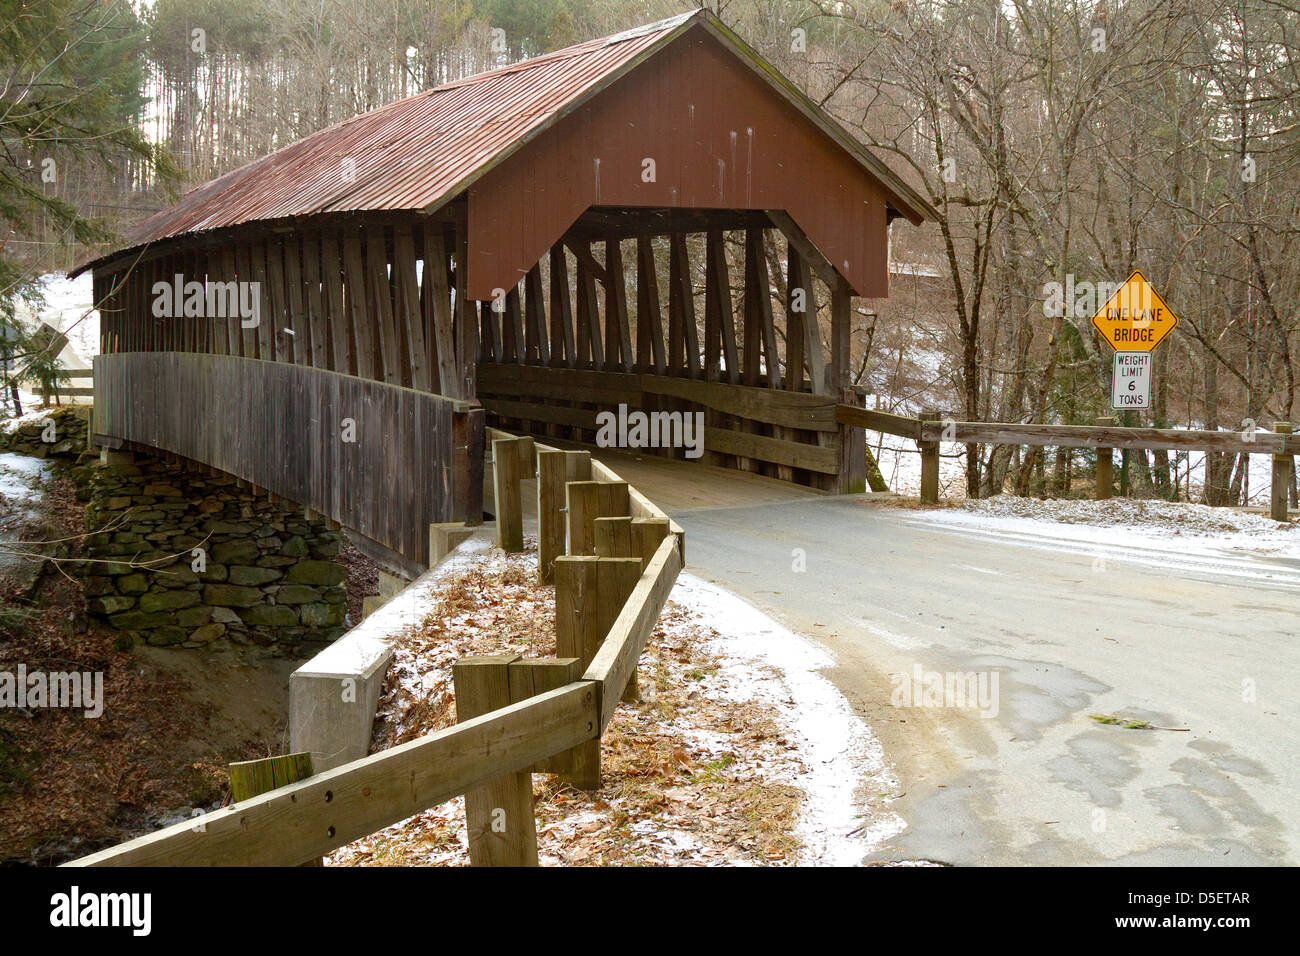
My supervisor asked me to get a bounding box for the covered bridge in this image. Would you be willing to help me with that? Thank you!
[76,9,934,575]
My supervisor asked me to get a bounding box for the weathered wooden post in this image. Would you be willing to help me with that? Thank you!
[839,385,867,494]
[565,480,629,555]
[454,654,539,866]
[1271,422,1293,522]
[594,516,634,557]
[919,409,940,504]
[1094,416,1115,501]
[451,403,485,526]
[536,449,567,583]
[553,553,641,787]
[228,752,321,866]
[492,437,524,553]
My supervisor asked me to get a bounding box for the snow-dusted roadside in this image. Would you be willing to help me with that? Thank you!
[911,495,1300,560]
[868,430,1286,506]
[329,544,900,866]
[669,574,903,864]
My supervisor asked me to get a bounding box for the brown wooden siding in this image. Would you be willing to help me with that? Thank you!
[93,353,479,572]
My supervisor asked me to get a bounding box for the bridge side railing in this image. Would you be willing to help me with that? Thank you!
[836,405,1299,519]
[92,352,483,574]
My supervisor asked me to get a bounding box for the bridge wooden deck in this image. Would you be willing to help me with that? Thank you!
[511,442,825,522]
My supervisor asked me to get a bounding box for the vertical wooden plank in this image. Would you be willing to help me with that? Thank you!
[267,240,291,362]
[365,229,401,385]
[1094,416,1114,500]
[480,300,501,363]
[552,558,602,788]
[830,277,851,396]
[284,237,308,365]
[303,234,328,369]
[393,226,430,391]
[919,409,940,504]
[423,224,458,398]
[342,233,375,379]
[455,221,478,398]
[669,233,699,378]
[549,244,575,369]
[577,246,604,369]
[635,236,666,374]
[785,244,806,392]
[604,238,634,372]
[524,263,549,366]
[707,230,739,384]
[742,230,763,387]
[502,283,523,364]
[322,233,351,373]
[220,247,239,358]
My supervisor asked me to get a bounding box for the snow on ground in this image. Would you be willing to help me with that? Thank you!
[0,452,52,504]
[869,430,1284,507]
[670,573,903,863]
[30,274,98,365]
[869,431,968,499]
[910,495,1300,564]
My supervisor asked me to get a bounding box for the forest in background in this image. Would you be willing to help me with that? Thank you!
[5,0,1299,503]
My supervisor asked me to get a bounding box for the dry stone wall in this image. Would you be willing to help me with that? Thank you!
[82,452,349,649]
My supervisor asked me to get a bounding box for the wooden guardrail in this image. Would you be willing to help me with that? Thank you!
[68,428,683,867]
[835,404,1298,520]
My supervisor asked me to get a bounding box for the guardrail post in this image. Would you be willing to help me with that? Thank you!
[553,554,641,787]
[451,403,485,526]
[537,450,567,583]
[565,480,630,555]
[229,752,321,866]
[492,437,525,553]
[919,409,940,504]
[453,654,539,866]
[838,385,867,494]
[1093,416,1115,500]
[594,516,634,557]
[1272,422,1293,522]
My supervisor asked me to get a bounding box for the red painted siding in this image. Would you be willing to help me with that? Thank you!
[468,29,891,299]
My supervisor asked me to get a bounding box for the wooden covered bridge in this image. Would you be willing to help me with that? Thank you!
[75,9,934,576]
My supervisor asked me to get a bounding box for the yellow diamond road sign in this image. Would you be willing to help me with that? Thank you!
[1090,270,1179,352]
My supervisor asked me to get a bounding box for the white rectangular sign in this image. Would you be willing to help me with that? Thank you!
[1112,351,1151,410]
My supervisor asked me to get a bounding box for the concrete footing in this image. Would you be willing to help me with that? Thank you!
[288,522,492,771]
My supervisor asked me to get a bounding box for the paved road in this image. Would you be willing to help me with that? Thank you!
[675,495,1299,866]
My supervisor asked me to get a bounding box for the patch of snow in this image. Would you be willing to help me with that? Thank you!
[909,495,1300,585]
[0,452,52,502]
[669,573,904,865]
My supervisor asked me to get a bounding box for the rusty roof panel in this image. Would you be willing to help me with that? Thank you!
[77,9,933,276]
[107,13,692,254]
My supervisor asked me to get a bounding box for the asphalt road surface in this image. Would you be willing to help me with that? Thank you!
[675,494,1299,866]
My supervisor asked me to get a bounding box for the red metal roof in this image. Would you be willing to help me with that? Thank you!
[76,9,932,275]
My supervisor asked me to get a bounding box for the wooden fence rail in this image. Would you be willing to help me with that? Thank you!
[835,403,1298,520]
